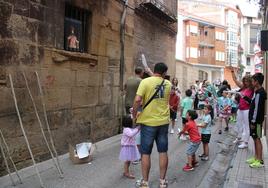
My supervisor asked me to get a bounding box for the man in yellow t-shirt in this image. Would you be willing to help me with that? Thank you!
[132,62,171,188]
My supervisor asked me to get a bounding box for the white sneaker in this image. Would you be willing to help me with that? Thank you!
[238,142,248,149]
[170,129,174,134]
[180,134,187,141]
[233,138,241,144]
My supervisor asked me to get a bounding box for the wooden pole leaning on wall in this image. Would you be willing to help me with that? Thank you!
[0,137,15,186]
[119,0,129,134]
[22,72,63,178]
[0,129,22,184]
[9,74,45,188]
[34,71,63,175]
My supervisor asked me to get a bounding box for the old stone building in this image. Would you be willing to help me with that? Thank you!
[0,0,177,175]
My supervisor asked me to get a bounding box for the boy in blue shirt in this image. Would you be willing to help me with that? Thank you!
[197,105,212,161]
[180,89,193,140]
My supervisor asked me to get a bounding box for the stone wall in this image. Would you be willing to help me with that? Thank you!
[133,0,177,78]
[0,0,177,176]
[175,60,198,93]
[0,0,135,176]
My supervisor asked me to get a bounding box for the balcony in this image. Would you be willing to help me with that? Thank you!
[198,29,215,48]
[198,56,215,65]
[135,0,177,23]
[199,42,215,48]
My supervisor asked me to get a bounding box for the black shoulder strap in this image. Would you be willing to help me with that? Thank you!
[143,79,165,110]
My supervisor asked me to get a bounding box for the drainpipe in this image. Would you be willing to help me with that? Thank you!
[259,0,268,137]
[263,0,268,137]
[119,0,128,133]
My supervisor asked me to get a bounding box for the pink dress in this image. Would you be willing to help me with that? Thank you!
[119,127,140,162]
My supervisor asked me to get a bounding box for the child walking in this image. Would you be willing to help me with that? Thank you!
[217,89,232,134]
[119,116,141,179]
[197,105,212,161]
[178,110,201,171]
[206,92,214,121]
[229,93,238,123]
[170,86,179,134]
[247,73,267,168]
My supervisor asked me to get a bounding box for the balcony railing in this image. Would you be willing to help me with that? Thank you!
[136,0,177,23]
[199,42,215,48]
[199,37,215,47]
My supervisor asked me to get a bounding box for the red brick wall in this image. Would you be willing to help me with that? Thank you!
[185,21,198,64]
[215,27,226,66]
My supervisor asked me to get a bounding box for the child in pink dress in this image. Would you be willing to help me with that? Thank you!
[119,116,140,179]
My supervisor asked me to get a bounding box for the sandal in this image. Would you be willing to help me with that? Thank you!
[135,179,149,188]
[123,173,135,179]
[159,179,168,188]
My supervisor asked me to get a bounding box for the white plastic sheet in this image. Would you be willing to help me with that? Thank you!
[76,142,92,159]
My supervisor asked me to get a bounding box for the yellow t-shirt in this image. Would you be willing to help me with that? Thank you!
[136,76,171,126]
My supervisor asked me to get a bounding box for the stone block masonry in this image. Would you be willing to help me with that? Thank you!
[0,0,177,176]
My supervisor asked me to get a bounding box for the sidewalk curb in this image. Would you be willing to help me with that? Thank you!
[0,134,122,187]
[223,136,268,188]
[197,130,237,188]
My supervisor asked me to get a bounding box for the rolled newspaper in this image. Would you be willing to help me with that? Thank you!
[225,90,242,96]
[141,54,148,68]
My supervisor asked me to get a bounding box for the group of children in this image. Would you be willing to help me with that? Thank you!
[118,73,267,178]
[178,73,267,171]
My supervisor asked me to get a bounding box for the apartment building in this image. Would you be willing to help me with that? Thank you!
[178,1,242,87]
[176,11,226,85]
[225,7,241,66]
[238,3,262,76]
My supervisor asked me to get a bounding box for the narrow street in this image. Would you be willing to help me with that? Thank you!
[3,118,233,188]
[1,1,267,187]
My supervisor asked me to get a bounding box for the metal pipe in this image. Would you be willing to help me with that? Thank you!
[9,74,45,188]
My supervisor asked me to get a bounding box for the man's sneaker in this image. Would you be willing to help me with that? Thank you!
[183,164,194,171]
[159,179,168,188]
[198,154,205,158]
[249,160,264,168]
[201,156,209,161]
[132,160,140,165]
[246,157,256,164]
[170,129,174,134]
[238,142,248,149]
[135,179,149,188]
[224,127,229,131]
